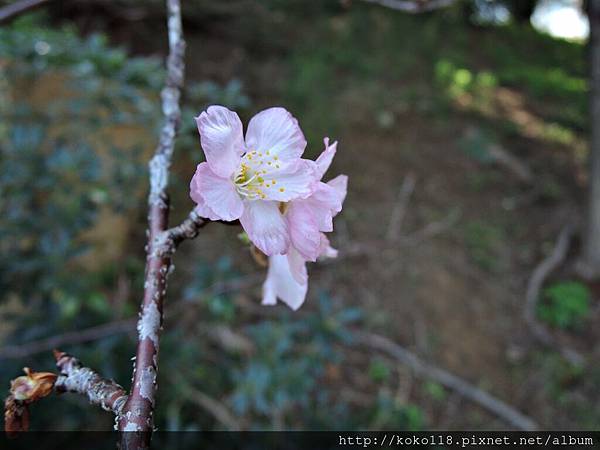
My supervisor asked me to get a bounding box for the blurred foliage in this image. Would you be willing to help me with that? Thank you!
[156,260,421,431]
[538,281,591,330]
[369,393,424,431]
[0,15,164,331]
[368,358,392,383]
[162,257,373,430]
[424,381,447,402]
[280,1,586,160]
[0,15,166,430]
[463,220,506,272]
[459,127,498,163]
[537,352,585,404]
[435,60,498,108]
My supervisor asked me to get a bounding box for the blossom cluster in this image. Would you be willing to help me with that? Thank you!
[190,106,347,309]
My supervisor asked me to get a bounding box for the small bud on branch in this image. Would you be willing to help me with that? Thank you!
[4,368,57,435]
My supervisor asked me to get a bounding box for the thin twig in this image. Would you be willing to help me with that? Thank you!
[386,173,416,242]
[402,209,461,246]
[355,331,539,431]
[54,351,128,416]
[155,209,208,257]
[488,144,533,184]
[175,377,242,431]
[0,319,135,360]
[0,0,49,24]
[360,0,457,13]
[524,223,584,365]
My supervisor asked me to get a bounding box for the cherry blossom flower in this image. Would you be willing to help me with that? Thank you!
[190,105,316,255]
[262,138,348,310]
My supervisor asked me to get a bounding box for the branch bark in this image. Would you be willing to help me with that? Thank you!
[581,0,600,277]
[54,351,128,416]
[154,209,208,257]
[116,0,185,436]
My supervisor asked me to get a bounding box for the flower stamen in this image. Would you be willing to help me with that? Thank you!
[234,149,281,200]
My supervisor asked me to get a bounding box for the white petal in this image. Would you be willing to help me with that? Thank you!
[288,246,308,284]
[298,182,342,233]
[262,275,277,305]
[240,200,290,255]
[286,201,321,262]
[261,159,317,202]
[193,203,220,221]
[196,105,245,178]
[194,163,244,221]
[245,107,306,163]
[315,137,338,180]
[318,233,338,259]
[261,252,308,310]
[327,174,348,209]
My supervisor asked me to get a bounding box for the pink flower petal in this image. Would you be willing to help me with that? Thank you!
[318,233,338,259]
[190,168,221,220]
[261,159,317,202]
[327,174,348,209]
[191,162,244,221]
[298,182,342,233]
[286,201,321,262]
[262,251,308,310]
[288,246,308,284]
[315,137,338,180]
[245,107,307,163]
[240,200,290,255]
[196,105,245,178]
[193,203,220,221]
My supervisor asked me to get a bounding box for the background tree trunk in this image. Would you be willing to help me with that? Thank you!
[581,0,600,277]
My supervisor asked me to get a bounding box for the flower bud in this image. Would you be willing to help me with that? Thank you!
[10,368,57,402]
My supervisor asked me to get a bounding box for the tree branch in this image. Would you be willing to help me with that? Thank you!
[116,0,185,435]
[386,173,416,242]
[154,209,208,257]
[175,376,242,431]
[54,351,128,416]
[524,223,584,365]
[355,331,539,431]
[0,319,135,360]
[360,0,457,13]
[0,0,50,24]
